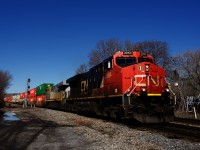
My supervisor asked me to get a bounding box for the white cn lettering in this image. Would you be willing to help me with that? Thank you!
[147,75,159,86]
[134,75,159,87]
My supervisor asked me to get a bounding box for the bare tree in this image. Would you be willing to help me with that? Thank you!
[88,38,122,67]
[173,49,200,93]
[0,70,12,107]
[124,40,135,51]
[76,64,88,74]
[170,49,200,111]
[133,41,170,67]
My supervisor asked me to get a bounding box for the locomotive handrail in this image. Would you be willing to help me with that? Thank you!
[124,77,133,94]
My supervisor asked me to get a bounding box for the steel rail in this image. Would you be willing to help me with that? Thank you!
[144,123,200,141]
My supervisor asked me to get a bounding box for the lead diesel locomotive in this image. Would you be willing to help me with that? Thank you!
[47,51,174,123]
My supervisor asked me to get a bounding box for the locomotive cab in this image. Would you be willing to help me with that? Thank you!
[110,51,168,95]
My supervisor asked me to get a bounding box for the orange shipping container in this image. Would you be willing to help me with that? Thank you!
[36,95,46,107]
[28,88,36,97]
[36,95,45,102]
[4,96,13,102]
[20,92,27,99]
[28,96,36,102]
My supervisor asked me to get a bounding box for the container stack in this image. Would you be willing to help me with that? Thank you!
[36,83,53,107]
[28,88,36,107]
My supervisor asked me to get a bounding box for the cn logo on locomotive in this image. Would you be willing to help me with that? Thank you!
[134,75,160,87]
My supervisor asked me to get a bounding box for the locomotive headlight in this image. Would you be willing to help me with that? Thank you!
[165,88,170,92]
[141,88,146,92]
[145,65,149,72]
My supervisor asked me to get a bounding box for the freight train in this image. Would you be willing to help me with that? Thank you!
[4,51,174,123]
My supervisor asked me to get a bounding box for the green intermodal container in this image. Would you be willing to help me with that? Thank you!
[36,83,54,96]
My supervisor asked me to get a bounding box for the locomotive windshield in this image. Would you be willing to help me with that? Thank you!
[138,57,153,63]
[116,57,137,67]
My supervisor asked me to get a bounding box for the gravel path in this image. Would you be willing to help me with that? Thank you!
[4,105,200,150]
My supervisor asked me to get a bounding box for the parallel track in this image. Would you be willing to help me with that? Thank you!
[173,117,200,126]
[144,122,200,141]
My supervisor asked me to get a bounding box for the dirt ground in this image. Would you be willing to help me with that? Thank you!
[1,104,200,150]
[0,105,94,150]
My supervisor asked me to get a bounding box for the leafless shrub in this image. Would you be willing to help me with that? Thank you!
[0,70,12,107]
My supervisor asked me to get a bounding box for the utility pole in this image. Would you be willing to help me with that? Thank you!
[23,78,31,108]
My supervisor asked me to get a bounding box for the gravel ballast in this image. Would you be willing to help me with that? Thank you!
[2,105,200,150]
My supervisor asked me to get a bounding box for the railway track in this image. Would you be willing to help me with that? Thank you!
[143,122,200,141]
[110,117,200,141]
[173,117,200,126]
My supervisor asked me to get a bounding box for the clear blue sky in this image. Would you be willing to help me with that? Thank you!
[0,0,200,93]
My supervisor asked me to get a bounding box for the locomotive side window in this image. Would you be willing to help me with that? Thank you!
[116,57,137,67]
[138,57,153,63]
[104,58,113,70]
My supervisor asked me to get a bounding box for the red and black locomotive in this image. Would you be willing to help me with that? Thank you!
[58,51,174,123]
